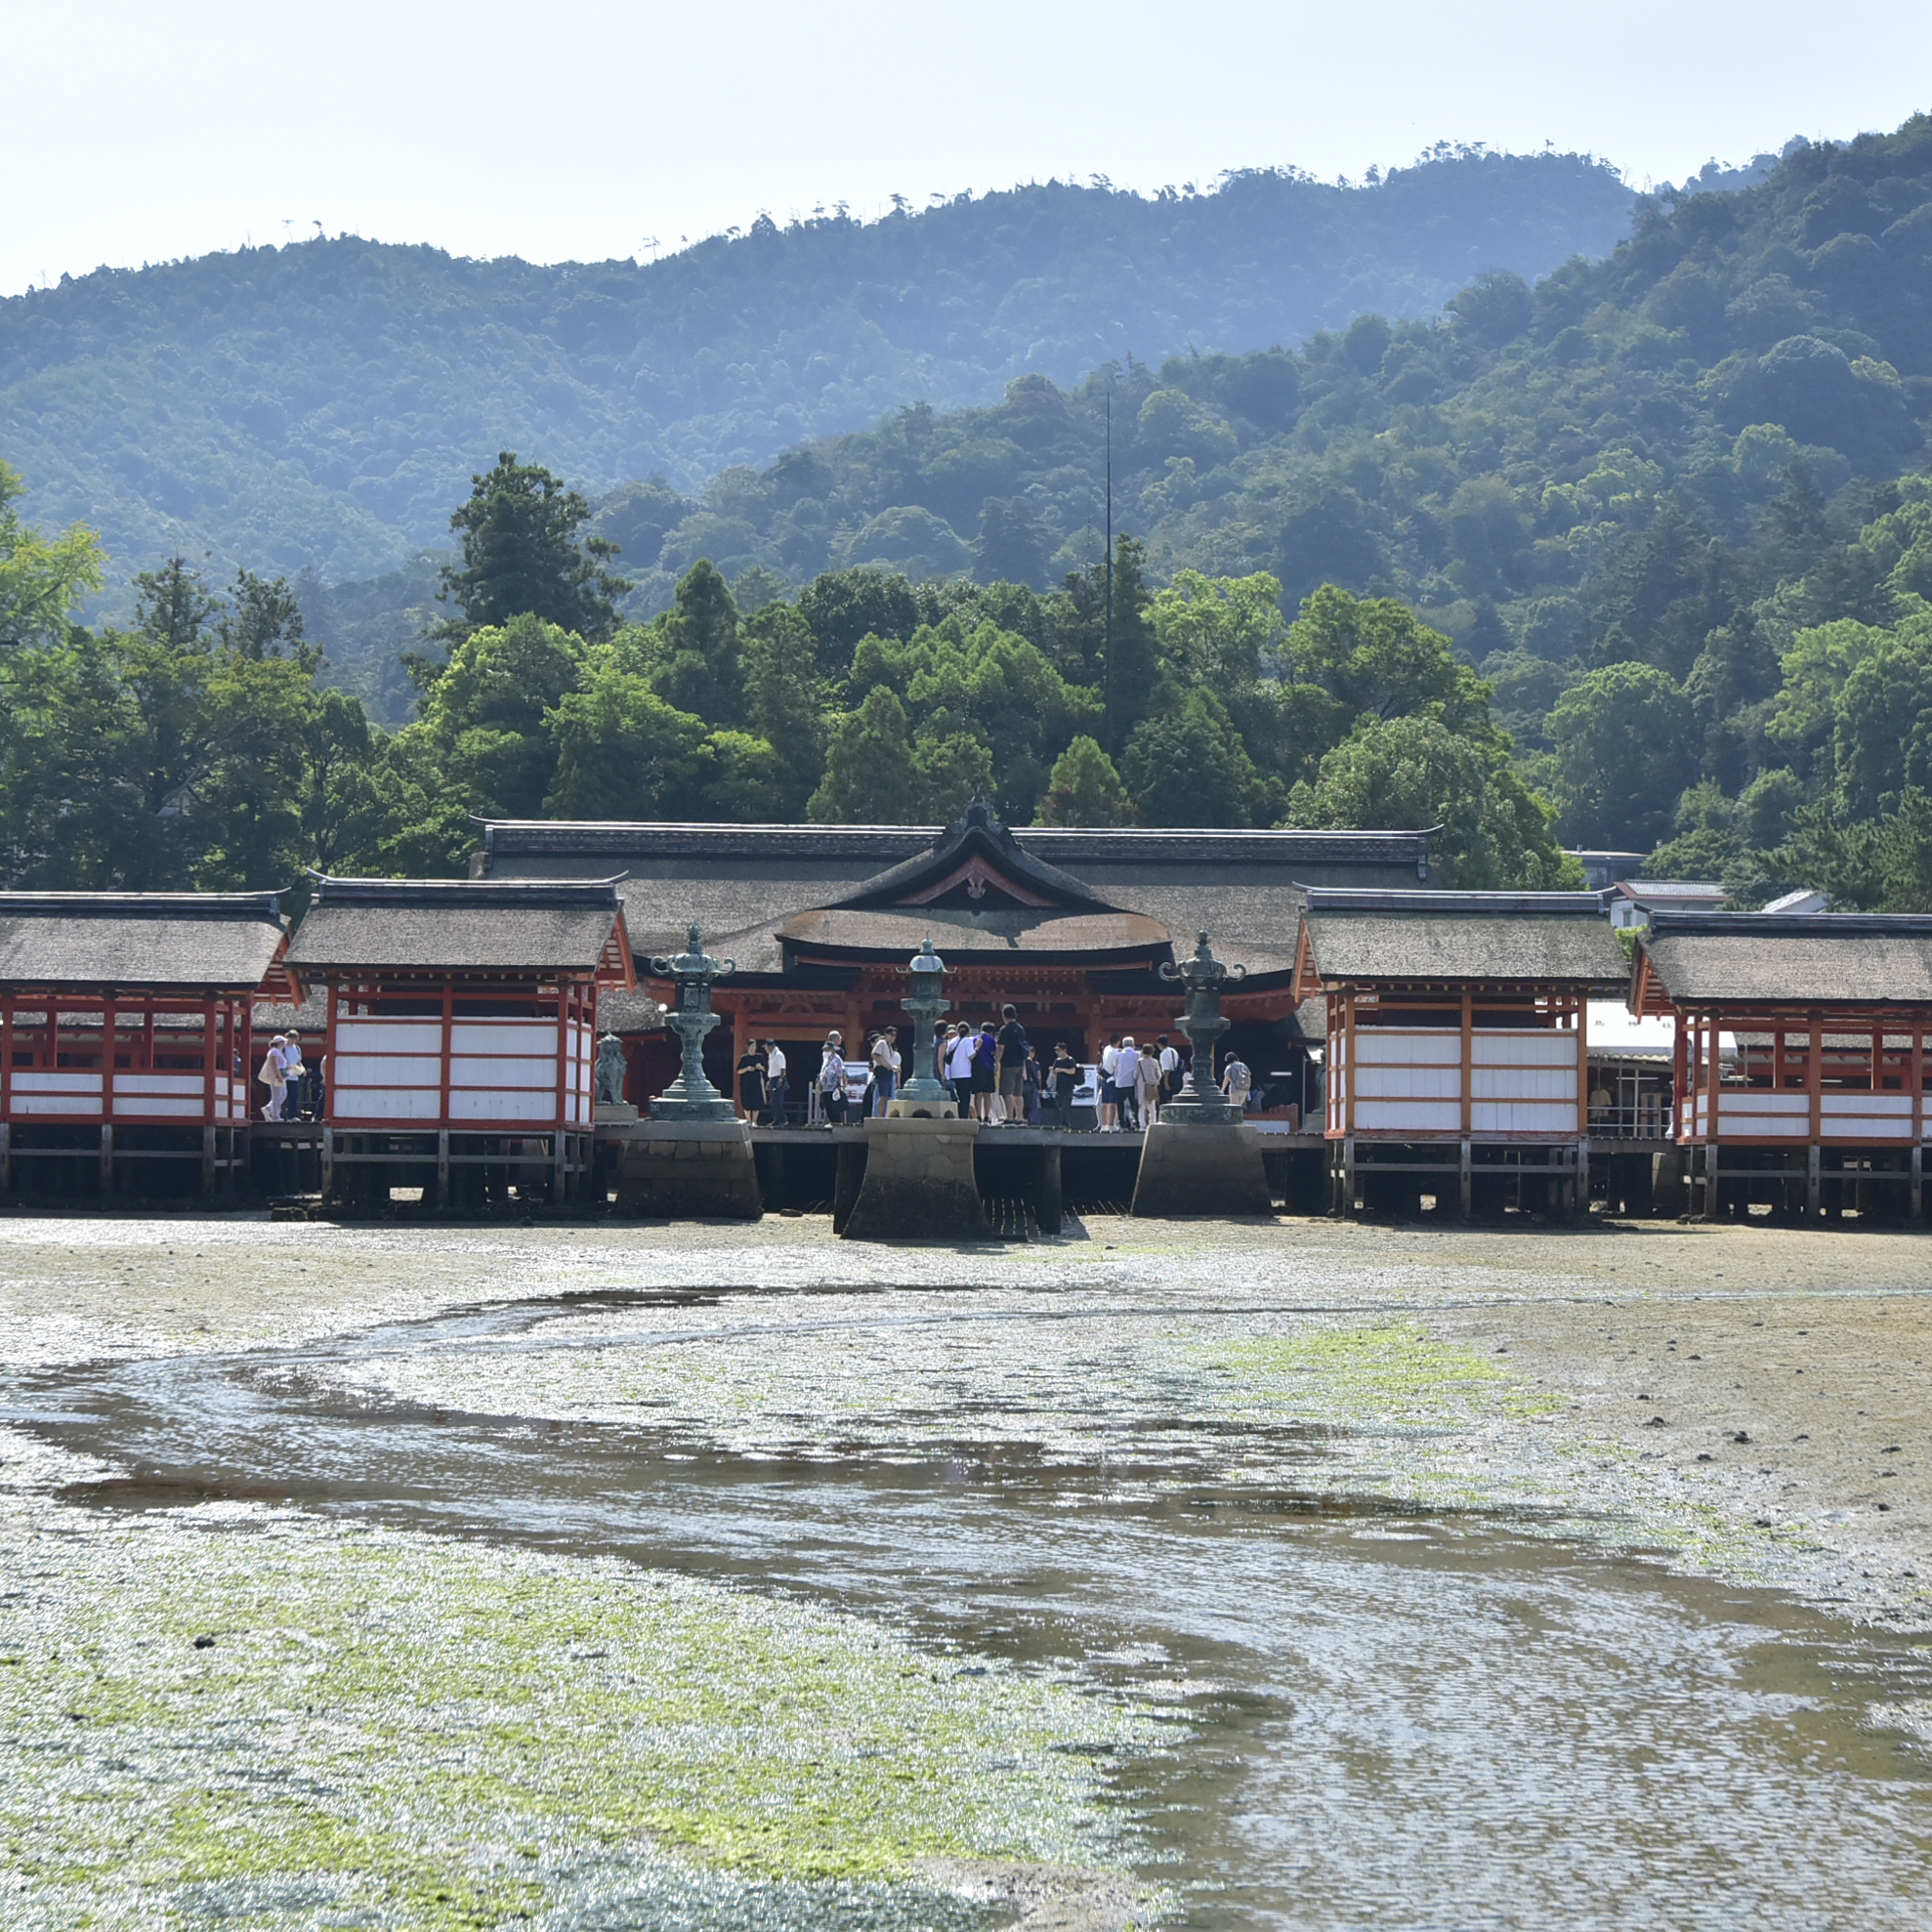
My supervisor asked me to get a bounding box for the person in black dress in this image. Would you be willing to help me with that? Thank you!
[735,1044,767,1120]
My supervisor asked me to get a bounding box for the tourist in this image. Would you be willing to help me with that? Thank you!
[1222,1053,1253,1111]
[764,1040,788,1125]
[735,1041,766,1121]
[818,1034,846,1124]
[1114,1035,1139,1129]
[945,1023,976,1113]
[1135,1038,1163,1126]
[1048,1043,1078,1127]
[259,1033,288,1121]
[870,1028,900,1115]
[280,1032,308,1118]
[1098,1032,1121,1130]
[993,1004,1029,1126]
[971,1021,998,1122]
[1022,1041,1042,1123]
[1157,1033,1181,1109]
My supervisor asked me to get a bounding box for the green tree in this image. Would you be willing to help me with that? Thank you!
[639,560,746,728]
[542,669,709,819]
[417,612,586,818]
[976,498,1054,587]
[1104,535,1158,754]
[912,733,995,819]
[1547,661,1697,849]
[809,686,923,823]
[702,730,785,819]
[742,604,828,817]
[1120,689,1261,827]
[1776,788,1932,910]
[221,567,318,668]
[1288,714,1570,888]
[430,451,629,655]
[1285,585,1493,737]
[1035,735,1131,826]
[1832,639,1932,817]
[0,459,105,646]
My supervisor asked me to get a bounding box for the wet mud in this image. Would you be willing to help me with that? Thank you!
[2,1214,1930,1927]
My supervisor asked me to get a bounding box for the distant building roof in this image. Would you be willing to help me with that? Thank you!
[1566,849,1650,890]
[1296,889,1625,992]
[1613,879,1727,902]
[0,892,287,994]
[1759,888,1828,915]
[288,877,634,979]
[1638,911,1932,1007]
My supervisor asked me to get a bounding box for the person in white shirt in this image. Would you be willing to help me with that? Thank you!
[1157,1034,1181,1108]
[1098,1034,1121,1131]
[764,1041,788,1125]
[945,1023,976,1112]
[259,1034,288,1121]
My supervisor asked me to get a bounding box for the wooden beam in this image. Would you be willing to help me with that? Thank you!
[1459,988,1472,1136]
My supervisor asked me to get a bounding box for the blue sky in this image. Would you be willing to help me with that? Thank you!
[7,0,1929,296]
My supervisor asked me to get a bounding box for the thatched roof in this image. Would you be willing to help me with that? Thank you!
[775,905,1170,961]
[0,892,286,993]
[1641,912,1932,1006]
[1299,890,1624,990]
[476,818,1435,978]
[288,877,630,976]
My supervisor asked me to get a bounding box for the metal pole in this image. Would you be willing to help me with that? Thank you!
[1103,388,1113,756]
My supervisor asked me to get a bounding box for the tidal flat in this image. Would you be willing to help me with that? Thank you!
[1,1211,1929,1928]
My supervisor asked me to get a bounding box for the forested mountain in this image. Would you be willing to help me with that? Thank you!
[0,151,1635,596]
[8,120,1932,909]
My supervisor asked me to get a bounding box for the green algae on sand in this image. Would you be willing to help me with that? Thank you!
[0,1496,1155,1929]
[1203,1321,1565,1426]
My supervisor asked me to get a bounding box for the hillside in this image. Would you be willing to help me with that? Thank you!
[0,151,1636,596]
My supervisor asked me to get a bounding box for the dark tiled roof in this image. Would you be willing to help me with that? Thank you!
[289,877,627,974]
[1301,890,1625,988]
[1642,912,1932,1005]
[0,892,285,992]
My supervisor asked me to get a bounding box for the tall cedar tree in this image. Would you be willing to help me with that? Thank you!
[427,452,630,666]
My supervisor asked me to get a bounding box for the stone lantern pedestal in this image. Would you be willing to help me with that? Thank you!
[843,936,987,1241]
[617,925,761,1220]
[1131,931,1275,1219]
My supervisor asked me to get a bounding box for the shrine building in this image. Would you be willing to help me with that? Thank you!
[0,891,292,1197]
[285,875,634,1206]
[472,805,1439,1104]
[1292,888,1627,1216]
[1631,909,1932,1220]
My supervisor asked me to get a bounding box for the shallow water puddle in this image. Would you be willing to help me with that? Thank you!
[10,1285,1932,1929]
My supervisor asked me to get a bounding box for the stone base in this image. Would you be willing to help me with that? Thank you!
[842,1115,985,1241]
[594,1101,639,1125]
[887,1091,958,1119]
[614,1119,762,1219]
[1130,1118,1275,1218]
